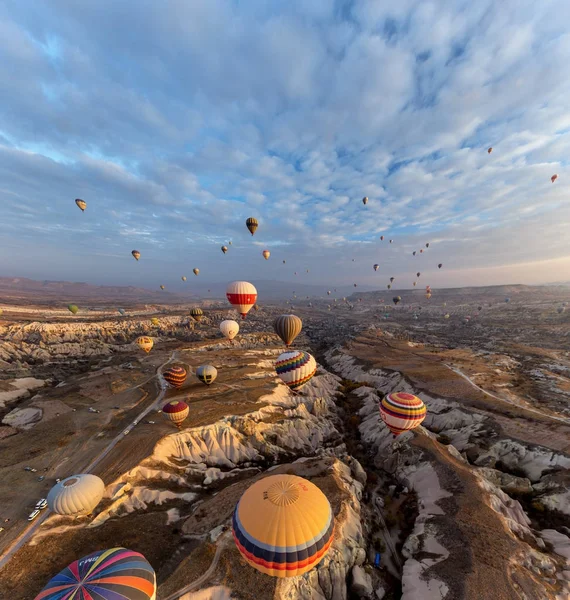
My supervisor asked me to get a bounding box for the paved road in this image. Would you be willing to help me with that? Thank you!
[0,352,176,571]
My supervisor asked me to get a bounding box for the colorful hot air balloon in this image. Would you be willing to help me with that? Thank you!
[380,235,384,241]
[132,250,141,261]
[273,315,302,347]
[379,392,426,437]
[75,198,87,212]
[151,317,159,326]
[551,174,558,183]
[362,196,368,205]
[182,276,187,281]
[262,250,271,260]
[162,400,189,429]
[190,307,204,322]
[393,296,401,305]
[232,474,333,578]
[163,365,187,388]
[193,268,200,276]
[275,351,317,390]
[136,336,153,353]
[226,281,257,318]
[505,297,510,303]
[425,292,432,299]
[373,264,379,271]
[47,474,105,516]
[220,319,239,342]
[221,246,228,254]
[196,365,218,385]
[246,217,259,235]
[438,263,442,269]
[68,304,79,315]
[160,285,165,290]
[487,147,493,154]
[35,548,156,600]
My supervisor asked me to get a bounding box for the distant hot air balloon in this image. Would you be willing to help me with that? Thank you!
[420,249,423,253]
[362,196,368,205]
[557,307,565,314]
[163,365,187,388]
[35,548,156,600]
[444,313,450,319]
[413,281,417,286]
[232,474,333,578]
[390,277,395,283]
[387,284,391,289]
[246,217,259,235]
[283,260,286,264]
[229,241,233,245]
[478,306,483,311]
[438,264,442,269]
[162,400,189,429]
[551,174,558,183]
[393,296,401,305]
[327,290,331,295]
[181,276,187,281]
[68,304,79,315]
[505,297,510,303]
[487,147,493,154]
[221,246,228,254]
[262,250,271,260]
[379,392,426,437]
[273,314,302,346]
[389,239,393,244]
[226,281,257,318]
[275,351,317,390]
[373,264,379,271]
[220,319,239,342]
[413,251,416,256]
[193,268,200,276]
[354,283,357,287]
[160,285,165,290]
[132,250,141,261]
[426,243,430,248]
[425,292,432,300]
[75,198,87,212]
[136,336,153,353]
[118,308,126,315]
[47,474,105,516]
[190,307,204,322]
[151,317,159,326]
[196,365,217,385]
[380,235,384,241]
[417,272,421,278]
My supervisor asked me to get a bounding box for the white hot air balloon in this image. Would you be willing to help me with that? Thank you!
[47,474,105,516]
[275,350,317,391]
[226,281,258,318]
[220,319,239,342]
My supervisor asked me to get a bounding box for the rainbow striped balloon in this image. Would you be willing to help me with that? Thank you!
[379,392,426,436]
[275,351,317,390]
[163,366,187,388]
[35,547,156,600]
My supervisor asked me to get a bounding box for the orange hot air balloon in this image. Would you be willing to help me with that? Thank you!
[163,366,187,388]
[136,336,153,353]
[75,198,87,212]
[551,174,558,183]
[262,250,270,260]
[379,392,426,436]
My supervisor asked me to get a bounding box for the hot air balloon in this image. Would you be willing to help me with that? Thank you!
[193,268,199,276]
[47,474,105,516]
[253,303,260,311]
[136,336,153,353]
[190,307,204,322]
[487,147,493,154]
[362,197,368,205]
[380,235,384,241]
[373,264,379,271]
[393,296,401,305]
[118,308,126,315]
[444,313,450,319]
[551,174,558,183]
[379,392,426,437]
[426,243,430,248]
[220,319,239,342]
[327,291,331,295]
[354,283,357,287]
[283,260,286,264]
[160,285,165,290]
[232,474,333,578]
[182,276,187,281]
[68,304,79,315]
[417,272,421,278]
[425,292,432,300]
[226,281,257,318]
[132,250,141,261]
[163,365,187,388]
[389,239,393,244]
[162,400,189,429]
[275,351,317,390]
[387,284,391,289]
[438,264,442,269]
[221,246,228,254]
[390,277,395,283]
[262,250,270,260]
[35,548,156,600]
[420,249,423,253]
[196,365,217,385]
[75,198,87,212]
[273,315,302,346]
[246,217,258,235]
[229,241,233,245]
[505,298,510,303]
[151,317,159,326]
[413,251,416,256]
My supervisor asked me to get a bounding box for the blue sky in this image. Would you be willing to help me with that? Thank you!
[1,0,570,291]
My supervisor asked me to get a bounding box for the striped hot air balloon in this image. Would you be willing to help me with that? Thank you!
[232,474,334,578]
[190,307,204,322]
[196,365,217,385]
[379,392,426,437]
[163,366,187,388]
[275,351,317,390]
[226,281,257,318]
[136,336,153,353]
[273,314,302,346]
[34,547,156,600]
[162,400,189,429]
[246,217,258,235]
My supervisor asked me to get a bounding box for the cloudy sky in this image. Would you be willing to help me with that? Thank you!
[1,0,569,292]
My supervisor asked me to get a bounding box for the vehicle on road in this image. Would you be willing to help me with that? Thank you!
[145,420,155,424]
[38,476,45,482]
[0,527,4,533]
[35,499,47,510]
[28,510,40,521]
[123,430,129,435]
[55,478,61,483]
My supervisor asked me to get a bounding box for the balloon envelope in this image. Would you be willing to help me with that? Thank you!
[163,400,189,428]
[68,304,79,315]
[275,351,317,390]
[47,474,105,516]
[262,250,270,260]
[246,217,258,235]
[163,366,187,388]
[136,336,153,353]
[132,250,141,261]
[220,319,239,341]
[196,365,218,385]
[273,314,302,346]
[379,392,426,436]
[75,198,87,212]
[190,307,204,322]
[226,281,257,318]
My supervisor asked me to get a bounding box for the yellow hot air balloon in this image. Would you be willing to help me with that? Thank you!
[262,250,270,260]
[151,317,159,326]
[232,474,334,577]
[273,315,302,346]
[132,250,141,261]
[68,304,79,315]
[75,198,87,212]
[136,336,153,353]
[190,307,204,322]
[246,217,258,235]
[193,268,200,276]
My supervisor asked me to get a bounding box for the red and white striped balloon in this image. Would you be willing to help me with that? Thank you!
[226,281,258,318]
